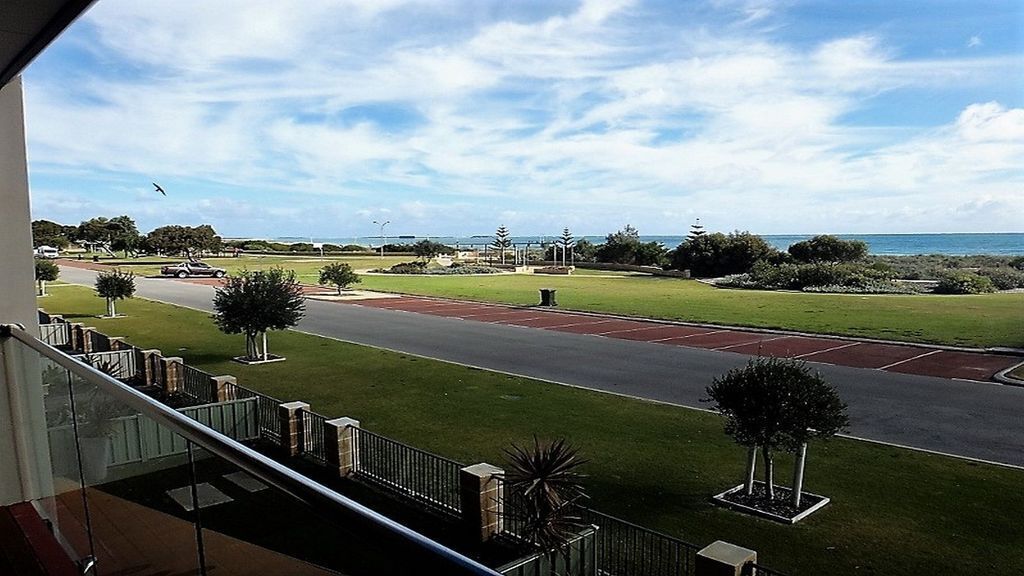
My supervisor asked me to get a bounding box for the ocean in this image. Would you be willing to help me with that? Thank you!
[271,233,1024,256]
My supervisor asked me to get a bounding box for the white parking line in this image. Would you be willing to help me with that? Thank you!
[796,341,861,358]
[647,329,727,343]
[545,319,617,330]
[595,324,667,336]
[494,316,548,324]
[713,335,788,351]
[878,349,943,370]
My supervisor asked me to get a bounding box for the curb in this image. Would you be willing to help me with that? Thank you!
[994,362,1024,387]
[355,290,1024,358]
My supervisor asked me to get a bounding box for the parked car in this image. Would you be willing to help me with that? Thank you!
[160,261,226,278]
[34,246,60,259]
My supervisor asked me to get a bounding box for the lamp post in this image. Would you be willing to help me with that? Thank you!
[373,220,390,261]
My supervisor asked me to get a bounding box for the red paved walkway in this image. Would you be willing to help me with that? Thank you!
[345,295,1021,382]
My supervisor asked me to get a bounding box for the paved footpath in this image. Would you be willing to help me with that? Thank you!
[56,265,1024,467]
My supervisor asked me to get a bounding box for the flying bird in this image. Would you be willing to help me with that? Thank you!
[153,182,166,196]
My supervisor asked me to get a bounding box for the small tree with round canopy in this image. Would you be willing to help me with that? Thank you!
[318,262,361,295]
[35,259,59,296]
[94,269,135,317]
[213,268,305,362]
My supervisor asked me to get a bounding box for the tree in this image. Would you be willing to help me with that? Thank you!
[94,269,136,317]
[705,357,848,504]
[31,220,71,249]
[634,241,667,267]
[35,259,59,296]
[492,225,512,264]
[107,215,141,257]
[671,231,778,277]
[556,228,575,267]
[213,268,305,362]
[318,263,361,295]
[572,239,597,263]
[595,224,641,264]
[788,235,868,264]
[781,370,848,507]
[503,437,588,556]
[688,218,706,240]
[413,240,450,262]
[145,224,221,259]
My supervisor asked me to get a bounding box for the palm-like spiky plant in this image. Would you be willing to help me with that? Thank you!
[503,437,588,552]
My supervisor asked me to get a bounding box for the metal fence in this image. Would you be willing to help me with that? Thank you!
[352,427,463,518]
[76,350,140,382]
[302,409,329,464]
[180,364,215,403]
[573,505,700,576]
[39,323,70,348]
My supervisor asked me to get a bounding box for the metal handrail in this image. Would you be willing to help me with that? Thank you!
[3,324,502,576]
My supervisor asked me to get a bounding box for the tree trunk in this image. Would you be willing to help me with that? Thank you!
[38,280,45,296]
[337,284,343,295]
[762,447,775,500]
[245,332,258,360]
[262,332,269,361]
[792,442,807,508]
[744,446,758,496]
[107,298,115,317]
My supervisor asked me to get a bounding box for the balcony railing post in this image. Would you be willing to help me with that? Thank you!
[161,356,184,394]
[324,417,360,476]
[459,463,503,542]
[278,401,309,457]
[696,541,756,576]
[209,375,237,402]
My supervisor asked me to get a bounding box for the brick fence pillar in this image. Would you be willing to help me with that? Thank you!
[161,356,184,394]
[79,326,96,353]
[696,541,756,576]
[107,336,129,351]
[209,375,237,402]
[324,417,360,477]
[68,323,84,352]
[138,349,163,387]
[460,463,504,542]
[278,401,309,457]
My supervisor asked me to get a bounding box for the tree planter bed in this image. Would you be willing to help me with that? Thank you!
[713,481,830,524]
[232,354,287,365]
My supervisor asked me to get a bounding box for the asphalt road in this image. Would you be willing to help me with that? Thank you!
[58,267,1024,467]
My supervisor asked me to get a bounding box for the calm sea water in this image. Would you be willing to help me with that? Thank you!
[273,233,1024,256]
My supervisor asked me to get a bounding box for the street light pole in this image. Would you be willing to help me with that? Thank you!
[373,220,390,261]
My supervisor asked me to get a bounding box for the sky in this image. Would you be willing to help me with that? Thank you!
[21,0,1024,238]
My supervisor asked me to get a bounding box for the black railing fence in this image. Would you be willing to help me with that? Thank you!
[302,410,329,464]
[575,505,699,576]
[352,427,463,518]
[180,364,216,403]
[39,322,70,348]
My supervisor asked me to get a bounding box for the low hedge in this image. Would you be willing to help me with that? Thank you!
[934,272,997,294]
[371,262,503,275]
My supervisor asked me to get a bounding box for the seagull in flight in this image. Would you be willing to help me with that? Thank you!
[153,182,166,196]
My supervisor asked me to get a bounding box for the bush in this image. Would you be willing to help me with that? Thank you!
[802,283,923,295]
[670,231,779,277]
[372,261,502,275]
[934,272,996,294]
[788,235,868,263]
[340,244,370,252]
[720,262,906,293]
[1010,256,1024,271]
[976,267,1024,290]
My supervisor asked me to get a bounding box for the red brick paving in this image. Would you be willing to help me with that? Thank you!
[725,336,849,358]
[801,342,924,369]
[886,351,1020,380]
[668,331,774,350]
[549,319,650,334]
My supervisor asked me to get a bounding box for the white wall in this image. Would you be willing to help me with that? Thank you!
[0,76,51,505]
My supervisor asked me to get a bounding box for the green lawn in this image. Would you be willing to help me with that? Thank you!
[80,255,1024,347]
[39,285,1024,576]
[1010,364,1024,380]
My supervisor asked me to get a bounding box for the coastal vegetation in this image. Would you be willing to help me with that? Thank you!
[38,285,1024,576]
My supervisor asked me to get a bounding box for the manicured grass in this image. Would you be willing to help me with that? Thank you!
[87,254,410,278]
[40,285,1024,576]
[1010,364,1024,380]
[357,273,1024,348]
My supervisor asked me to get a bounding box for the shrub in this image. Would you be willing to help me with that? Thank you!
[340,244,370,252]
[788,235,868,263]
[1010,256,1024,271]
[977,267,1024,290]
[670,231,779,277]
[934,271,996,294]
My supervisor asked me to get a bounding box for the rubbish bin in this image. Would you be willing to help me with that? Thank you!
[539,288,557,307]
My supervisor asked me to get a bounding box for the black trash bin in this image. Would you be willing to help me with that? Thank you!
[539,288,557,307]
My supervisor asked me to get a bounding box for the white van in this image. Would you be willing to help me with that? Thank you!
[34,246,60,259]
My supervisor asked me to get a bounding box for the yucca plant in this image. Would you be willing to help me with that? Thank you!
[503,437,588,554]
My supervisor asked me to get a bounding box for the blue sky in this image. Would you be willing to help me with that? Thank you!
[22,0,1024,237]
